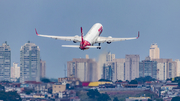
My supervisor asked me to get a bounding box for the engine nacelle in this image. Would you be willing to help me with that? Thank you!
[107,41,111,44]
[108,36,112,38]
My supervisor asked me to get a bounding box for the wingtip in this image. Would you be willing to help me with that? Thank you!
[137,31,140,39]
[35,28,39,36]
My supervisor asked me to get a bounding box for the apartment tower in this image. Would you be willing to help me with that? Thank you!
[0,41,11,81]
[20,41,40,83]
[40,59,46,78]
[67,56,97,82]
[149,43,160,60]
[125,55,140,81]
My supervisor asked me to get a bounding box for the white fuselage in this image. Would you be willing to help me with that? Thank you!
[84,23,103,45]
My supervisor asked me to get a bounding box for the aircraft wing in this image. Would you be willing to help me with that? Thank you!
[35,29,81,42]
[95,31,140,43]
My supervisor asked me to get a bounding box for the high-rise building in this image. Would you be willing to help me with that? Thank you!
[139,56,157,79]
[11,62,20,79]
[0,41,11,81]
[175,59,180,76]
[20,41,40,83]
[103,64,113,81]
[106,52,115,62]
[153,59,177,80]
[67,57,97,82]
[40,59,46,78]
[102,59,125,82]
[125,55,140,81]
[149,43,160,60]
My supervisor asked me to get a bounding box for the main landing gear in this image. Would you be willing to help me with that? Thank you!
[97,43,101,49]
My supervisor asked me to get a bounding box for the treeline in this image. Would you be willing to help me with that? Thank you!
[115,76,156,84]
[87,89,119,101]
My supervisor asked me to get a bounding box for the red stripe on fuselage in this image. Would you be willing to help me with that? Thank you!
[98,26,103,35]
[98,26,102,32]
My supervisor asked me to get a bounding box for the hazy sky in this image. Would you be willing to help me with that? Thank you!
[0,0,180,78]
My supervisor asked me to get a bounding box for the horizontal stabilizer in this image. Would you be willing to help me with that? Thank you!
[86,46,101,48]
[62,45,80,48]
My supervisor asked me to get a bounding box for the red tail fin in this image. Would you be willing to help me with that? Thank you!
[81,27,84,44]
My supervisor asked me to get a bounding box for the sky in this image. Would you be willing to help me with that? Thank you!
[0,0,180,78]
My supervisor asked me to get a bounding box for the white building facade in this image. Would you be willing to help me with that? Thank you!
[11,62,20,79]
[149,43,160,60]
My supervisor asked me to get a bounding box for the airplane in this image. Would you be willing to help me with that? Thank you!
[35,23,139,50]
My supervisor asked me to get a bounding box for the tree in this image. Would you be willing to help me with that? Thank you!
[113,97,119,101]
[129,80,138,84]
[115,80,122,83]
[172,96,180,101]
[155,98,163,101]
[87,89,100,99]
[97,93,111,101]
[49,78,58,82]
[41,78,51,83]
[0,91,21,101]
[147,99,152,101]
[98,79,112,82]
[0,84,5,91]
[135,76,156,83]
[178,81,180,87]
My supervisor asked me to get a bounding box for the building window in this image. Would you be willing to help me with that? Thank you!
[59,86,61,88]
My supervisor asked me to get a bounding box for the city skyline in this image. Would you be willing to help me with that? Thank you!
[1,1,180,78]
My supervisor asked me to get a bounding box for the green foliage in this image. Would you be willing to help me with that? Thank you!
[155,98,163,101]
[0,91,21,101]
[98,79,112,82]
[129,80,138,84]
[178,81,180,87]
[147,99,152,101]
[0,80,11,83]
[0,84,5,92]
[87,89,100,99]
[41,78,51,83]
[87,89,111,101]
[49,78,58,82]
[135,76,156,83]
[97,93,111,101]
[113,97,119,101]
[115,80,122,83]
[172,96,180,101]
